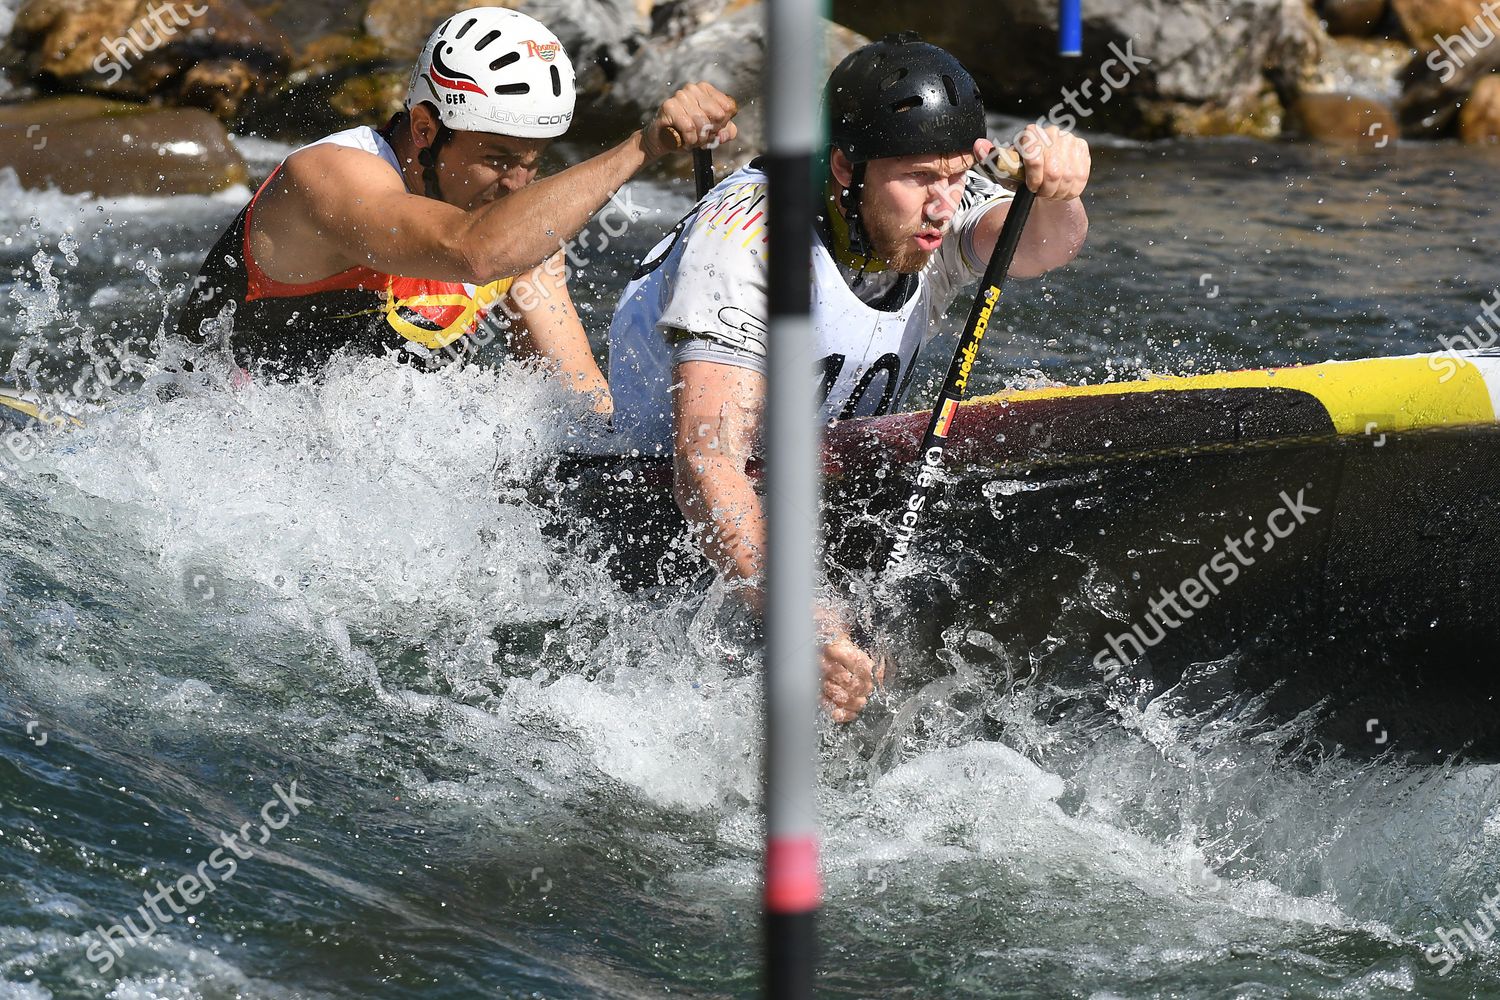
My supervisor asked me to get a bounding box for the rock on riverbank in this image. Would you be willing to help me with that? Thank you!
[1,0,1497,195]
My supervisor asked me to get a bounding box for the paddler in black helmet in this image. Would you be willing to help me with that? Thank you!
[606,33,1091,721]
[175,6,738,412]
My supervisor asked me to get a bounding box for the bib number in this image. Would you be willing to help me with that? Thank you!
[818,352,915,420]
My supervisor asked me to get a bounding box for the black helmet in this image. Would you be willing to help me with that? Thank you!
[826,32,986,163]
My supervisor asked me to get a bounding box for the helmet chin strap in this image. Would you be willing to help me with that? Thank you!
[839,160,874,260]
[417,123,455,201]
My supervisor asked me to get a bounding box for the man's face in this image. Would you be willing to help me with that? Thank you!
[435,130,551,211]
[839,148,979,273]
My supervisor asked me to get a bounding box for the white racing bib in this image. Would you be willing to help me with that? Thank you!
[607,164,935,455]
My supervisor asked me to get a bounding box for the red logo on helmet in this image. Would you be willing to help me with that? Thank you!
[524,40,561,62]
[429,43,485,95]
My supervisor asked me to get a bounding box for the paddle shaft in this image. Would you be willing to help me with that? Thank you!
[693,149,715,199]
[882,183,1037,575]
[662,125,716,199]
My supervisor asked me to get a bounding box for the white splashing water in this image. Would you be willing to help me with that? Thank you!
[4,181,1500,994]
[0,2,19,72]
[1,335,1468,990]
[0,168,250,238]
[5,336,765,807]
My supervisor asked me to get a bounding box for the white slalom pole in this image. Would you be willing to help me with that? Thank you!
[762,0,823,996]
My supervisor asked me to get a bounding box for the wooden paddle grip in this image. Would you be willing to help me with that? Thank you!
[986,145,1026,183]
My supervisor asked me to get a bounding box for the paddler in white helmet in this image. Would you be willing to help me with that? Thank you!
[177,6,737,412]
[606,34,1090,721]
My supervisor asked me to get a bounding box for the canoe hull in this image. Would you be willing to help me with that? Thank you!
[555,353,1500,758]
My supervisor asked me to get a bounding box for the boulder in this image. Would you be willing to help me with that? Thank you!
[244,0,366,55]
[1397,10,1500,134]
[1136,89,1286,139]
[833,0,1324,137]
[1291,90,1400,142]
[0,96,249,195]
[1265,0,1334,97]
[608,5,866,161]
[323,72,408,128]
[1303,36,1414,100]
[362,0,647,99]
[1391,0,1498,48]
[10,0,289,121]
[1318,0,1391,36]
[1459,71,1500,139]
[648,0,754,42]
[362,0,479,61]
[11,0,139,79]
[248,34,408,138]
[1277,32,1406,141]
[248,0,652,139]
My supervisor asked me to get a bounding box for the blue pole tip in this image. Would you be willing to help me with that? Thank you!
[1059,0,1082,56]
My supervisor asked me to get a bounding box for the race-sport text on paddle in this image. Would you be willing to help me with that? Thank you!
[882,174,1037,574]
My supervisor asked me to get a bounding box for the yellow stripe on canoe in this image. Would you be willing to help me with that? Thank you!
[0,388,86,429]
[968,354,1498,435]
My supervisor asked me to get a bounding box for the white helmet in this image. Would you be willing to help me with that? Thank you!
[405,7,576,139]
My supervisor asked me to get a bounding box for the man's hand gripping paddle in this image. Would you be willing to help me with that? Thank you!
[662,125,716,199]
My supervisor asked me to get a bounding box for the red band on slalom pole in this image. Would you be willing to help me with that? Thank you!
[765,836,822,913]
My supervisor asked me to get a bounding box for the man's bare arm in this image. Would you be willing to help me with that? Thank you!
[979,196,1089,280]
[972,125,1091,280]
[671,358,877,721]
[503,253,611,414]
[260,134,654,286]
[253,83,739,287]
[672,360,768,603]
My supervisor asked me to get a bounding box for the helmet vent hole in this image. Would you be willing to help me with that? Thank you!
[550,65,562,97]
[493,83,531,96]
[455,17,476,39]
[475,29,503,51]
[890,96,922,114]
[489,51,520,72]
[941,74,958,106]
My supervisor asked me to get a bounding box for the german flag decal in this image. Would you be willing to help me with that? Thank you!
[934,398,959,438]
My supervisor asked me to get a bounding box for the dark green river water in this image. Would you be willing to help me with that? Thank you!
[2,132,1500,998]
